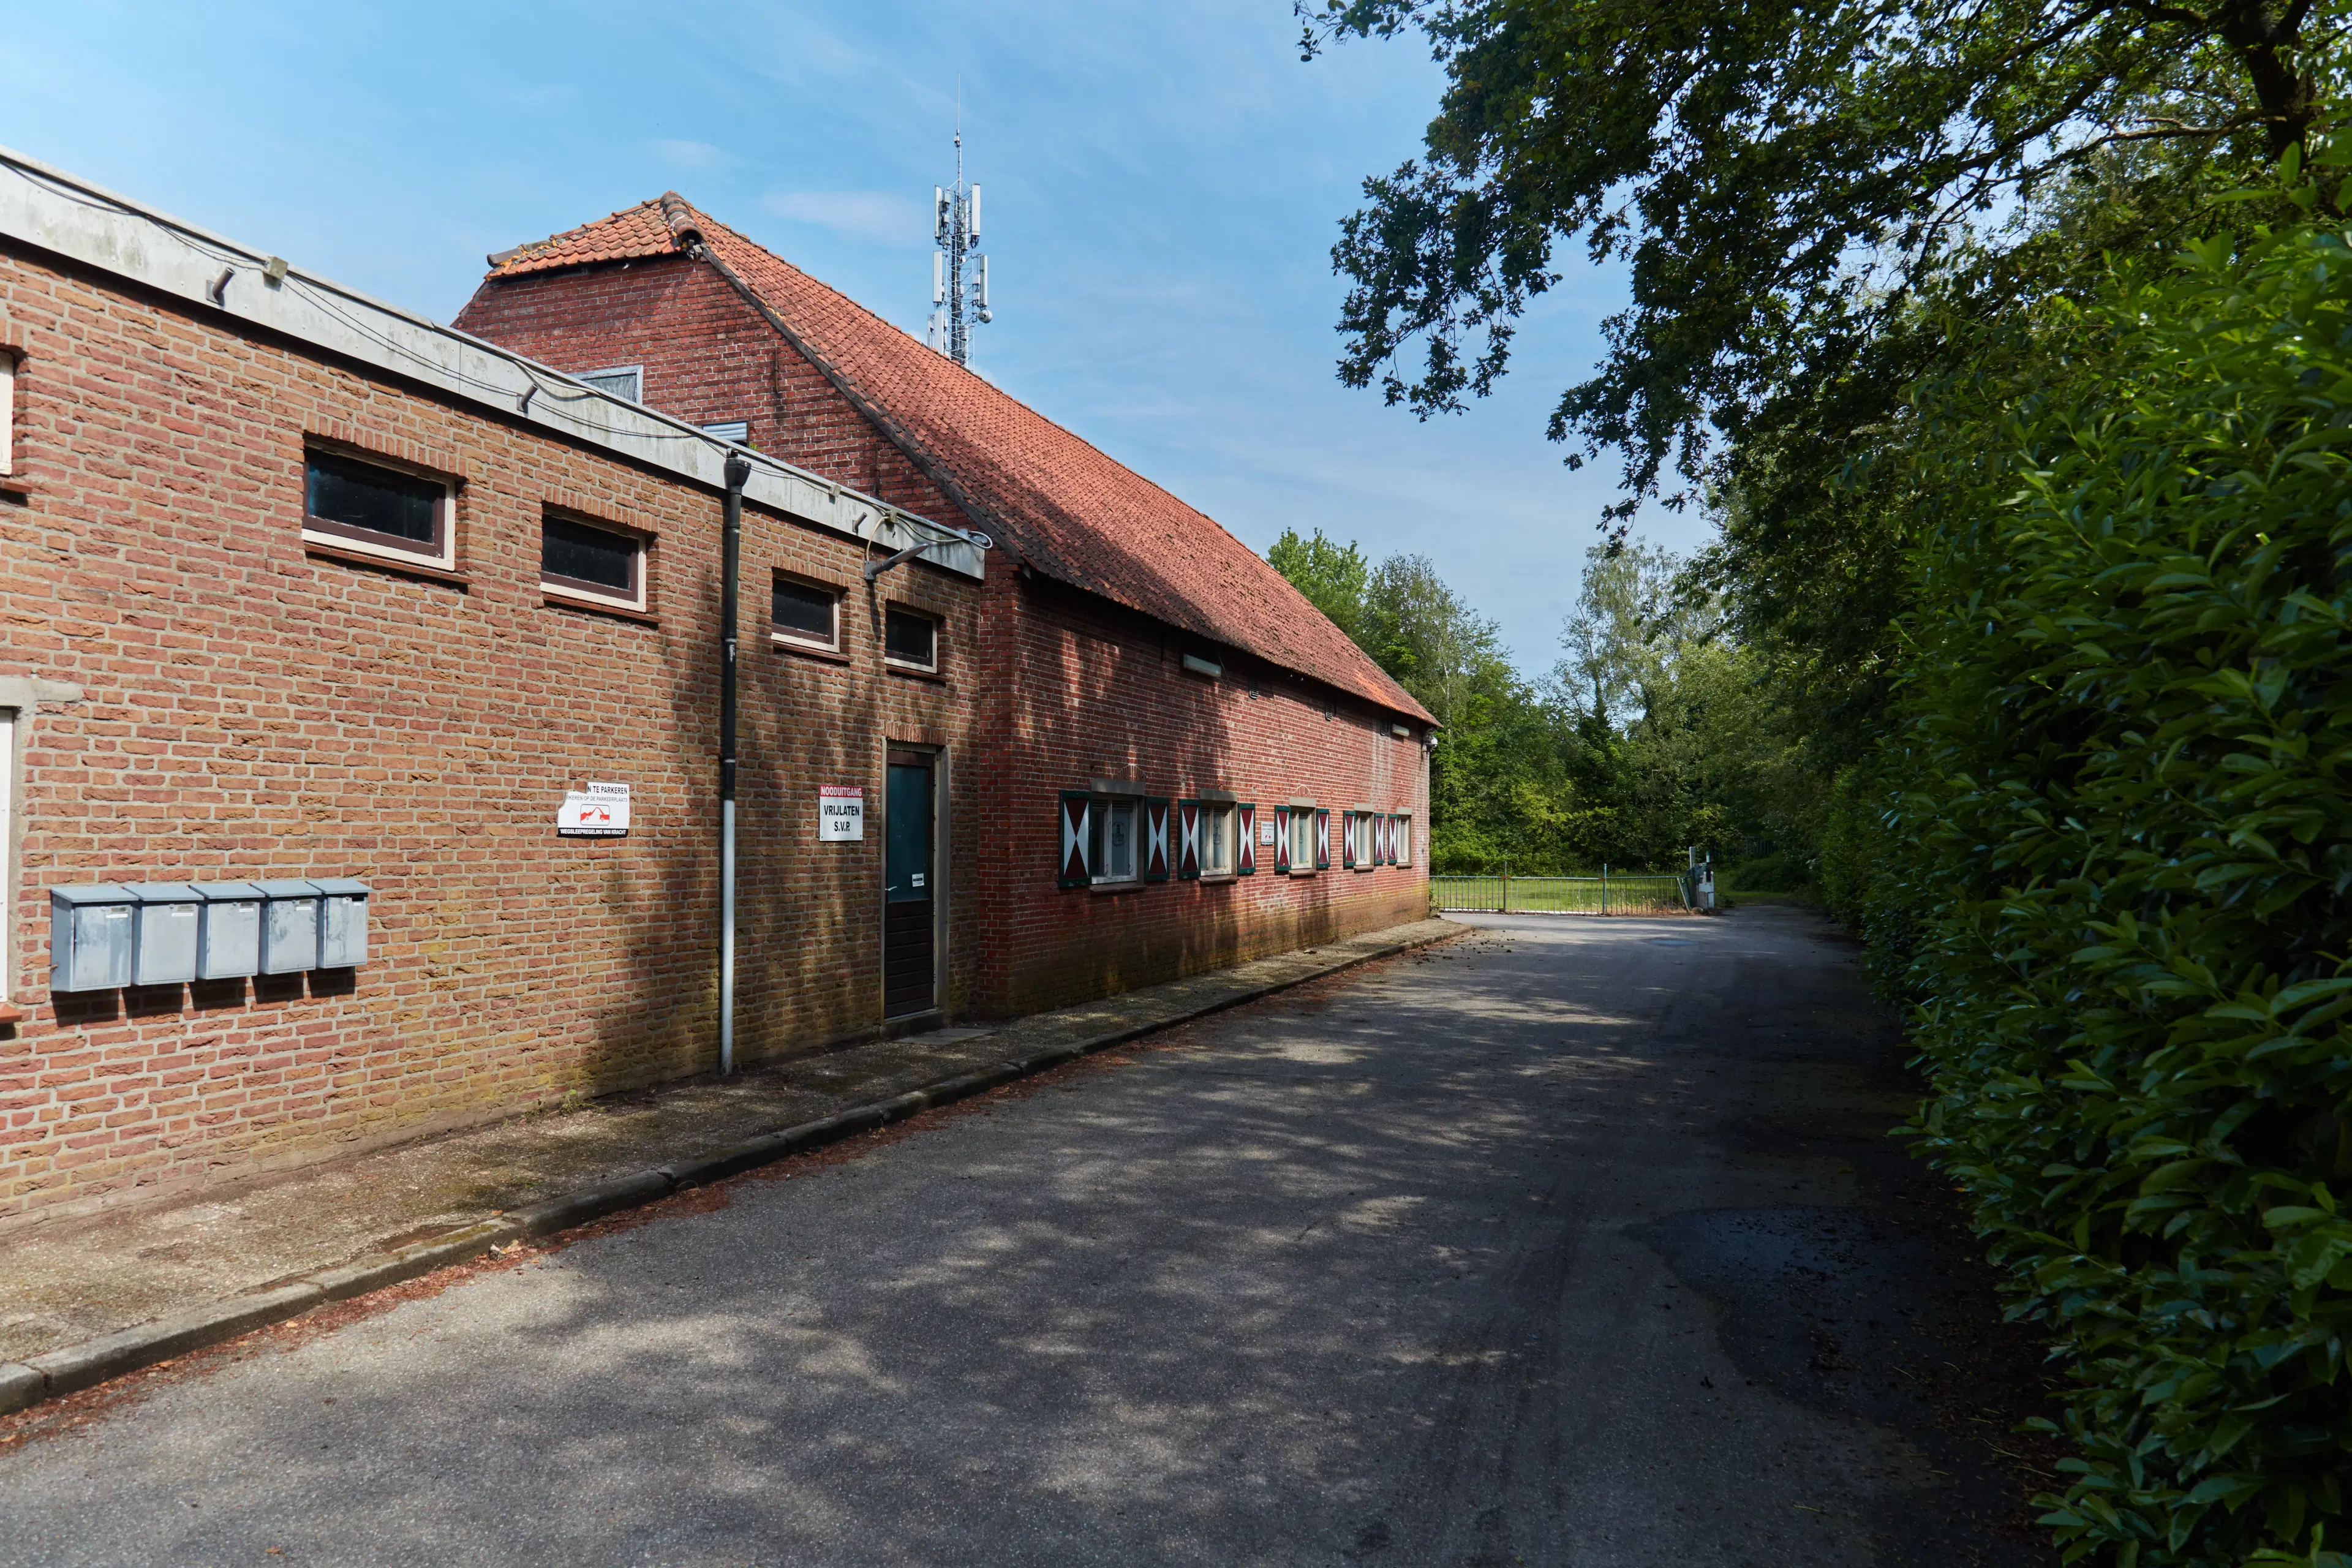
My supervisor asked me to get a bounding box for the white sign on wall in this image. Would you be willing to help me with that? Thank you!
[819,785,865,841]
[558,781,631,837]
[1259,818,1278,846]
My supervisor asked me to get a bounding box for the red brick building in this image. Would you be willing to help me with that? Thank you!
[0,154,1427,1228]
[0,153,992,1224]
[454,196,1434,1014]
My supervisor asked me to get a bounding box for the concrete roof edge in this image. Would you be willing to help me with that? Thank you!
[0,146,982,580]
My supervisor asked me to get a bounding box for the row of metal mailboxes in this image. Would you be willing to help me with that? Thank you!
[50,880,372,993]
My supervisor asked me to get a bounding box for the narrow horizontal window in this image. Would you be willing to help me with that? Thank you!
[884,605,938,671]
[773,576,840,650]
[303,448,453,568]
[579,366,642,402]
[541,514,645,609]
[701,420,750,443]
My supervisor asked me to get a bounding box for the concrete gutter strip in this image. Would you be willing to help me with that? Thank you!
[0,919,1459,1419]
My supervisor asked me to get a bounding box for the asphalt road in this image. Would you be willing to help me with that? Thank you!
[0,908,2053,1567]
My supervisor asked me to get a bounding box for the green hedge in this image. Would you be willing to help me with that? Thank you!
[1874,190,2352,1566]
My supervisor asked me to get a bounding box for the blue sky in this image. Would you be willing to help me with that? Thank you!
[0,1,1711,673]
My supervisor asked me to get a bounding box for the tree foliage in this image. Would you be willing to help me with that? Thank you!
[1268,529,1811,871]
[1299,0,2339,516]
[1858,194,2352,1566]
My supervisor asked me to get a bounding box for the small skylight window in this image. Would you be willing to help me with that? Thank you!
[701,421,750,444]
[579,366,642,402]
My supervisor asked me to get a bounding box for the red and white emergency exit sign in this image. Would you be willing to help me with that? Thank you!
[819,785,864,842]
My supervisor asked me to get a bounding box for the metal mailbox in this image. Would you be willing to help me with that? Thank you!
[130,883,204,986]
[254,879,322,974]
[196,881,265,980]
[49,884,135,993]
[307,878,371,968]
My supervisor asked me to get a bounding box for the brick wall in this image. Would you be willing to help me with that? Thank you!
[976,568,1429,1015]
[0,241,986,1227]
[458,258,1431,1020]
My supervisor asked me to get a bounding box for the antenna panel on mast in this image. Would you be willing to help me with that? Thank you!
[925,123,993,364]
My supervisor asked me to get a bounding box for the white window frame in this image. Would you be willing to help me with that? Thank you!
[883,604,941,673]
[772,573,843,654]
[540,510,650,613]
[0,351,16,477]
[1289,802,1316,876]
[1199,802,1235,876]
[1397,813,1414,867]
[579,366,643,402]
[1093,796,1140,885]
[300,445,459,573]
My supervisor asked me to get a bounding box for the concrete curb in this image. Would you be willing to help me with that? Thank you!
[0,921,1461,1420]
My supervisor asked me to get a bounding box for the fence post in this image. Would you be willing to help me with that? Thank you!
[1601,862,1609,916]
[1501,861,1510,914]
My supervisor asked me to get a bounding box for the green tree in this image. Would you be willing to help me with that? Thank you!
[1267,528,1370,644]
[1298,0,2335,512]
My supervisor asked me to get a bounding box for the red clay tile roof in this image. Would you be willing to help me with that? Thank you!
[485,197,1433,725]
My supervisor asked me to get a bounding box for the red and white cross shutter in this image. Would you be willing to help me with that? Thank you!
[1237,804,1256,874]
[1058,791,1092,888]
[1145,799,1171,881]
[1340,812,1355,869]
[1273,806,1291,872]
[1314,809,1330,870]
[1178,802,1200,879]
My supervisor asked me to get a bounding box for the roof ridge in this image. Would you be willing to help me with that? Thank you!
[685,206,1263,559]
[484,195,670,272]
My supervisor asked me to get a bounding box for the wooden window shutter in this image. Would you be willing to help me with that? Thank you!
[1145,798,1171,881]
[1237,803,1256,874]
[1384,814,1396,864]
[1314,809,1330,870]
[1273,806,1291,873]
[1178,800,1200,879]
[1340,811,1355,869]
[1058,791,1091,888]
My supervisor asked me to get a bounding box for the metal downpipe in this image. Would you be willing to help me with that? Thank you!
[718,453,751,1075]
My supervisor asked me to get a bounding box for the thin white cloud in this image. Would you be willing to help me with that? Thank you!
[651,139,726,170]
[762,190,924,246]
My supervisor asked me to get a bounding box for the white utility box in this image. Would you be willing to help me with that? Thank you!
[254,879,322,974]
[196,881,265,979]
[130,883,204,986]
[307,878,371,968]
[50,884,136,993]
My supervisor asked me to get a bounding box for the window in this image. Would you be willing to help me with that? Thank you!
[1397,814,1414,867]
[303,448,454,569]
[884,605,938,671]
[1200,803,1234,875]
[579,366,642,402]
[541,513,646,611]
[1095,797,1138,884]
[1290,805,1316,875]
[700,420,750,444]
[0,352,15,477]
[1350,812,1375,870]
[772,575,840,652]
